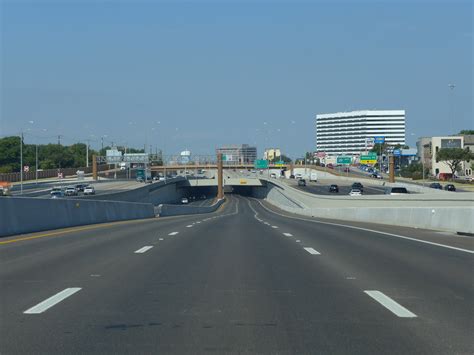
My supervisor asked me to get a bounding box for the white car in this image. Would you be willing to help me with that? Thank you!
[295,173,303,180]
[50,187,63,196]
[181,197,189,204]
[270,173,277,178]
[159,176,166,182]
[349,189,362,196]
[83,186,95,195]
[64,187,78,196]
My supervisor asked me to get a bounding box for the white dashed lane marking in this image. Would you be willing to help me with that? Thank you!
[296,240,301,243]
[135,246,153,254]
[283,233,293,237]
[168,232,179,236]
[186,225,193,228]
[303,247,321,255]
[272,226,278,229]
[24,288,82,314]
[159,238,164,241]
[364,290,417,318]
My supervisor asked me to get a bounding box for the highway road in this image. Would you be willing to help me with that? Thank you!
[1,195,472,354]
[285,179,387,195]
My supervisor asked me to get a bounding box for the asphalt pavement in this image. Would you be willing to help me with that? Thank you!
[1,195,472,354]
[288,179,387,195]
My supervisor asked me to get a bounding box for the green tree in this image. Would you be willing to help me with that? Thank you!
[0,136,21,173]
[458,130,474,135]
[280,154,292,163]
[436,148,474,177]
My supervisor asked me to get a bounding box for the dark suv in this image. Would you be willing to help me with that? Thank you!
[429,183,443,190]
[329,184,339,193]
[352,182,364,191]
[297,179,306,187]
[444,184,456,192]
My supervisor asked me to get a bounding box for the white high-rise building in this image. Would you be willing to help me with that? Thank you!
[315,110,406,155]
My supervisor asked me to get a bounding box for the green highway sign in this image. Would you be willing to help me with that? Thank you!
[254,159,268,169]
[336,156,352,165]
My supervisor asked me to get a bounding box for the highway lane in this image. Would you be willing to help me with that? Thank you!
[285,179,387,195]
[1,195,472,354]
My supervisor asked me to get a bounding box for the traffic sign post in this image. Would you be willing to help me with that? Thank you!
[336,156,351,165]
[374,136,385,144]
[254,159,268,169]
[360,153,377,165]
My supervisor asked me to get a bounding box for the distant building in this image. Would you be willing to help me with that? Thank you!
[315,110,406,155]
[216,144,257,164]
[416,135,473,177]
[264,148,281,161]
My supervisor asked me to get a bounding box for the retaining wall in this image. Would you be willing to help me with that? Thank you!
[252,179,474,234]
[0,197,155,237]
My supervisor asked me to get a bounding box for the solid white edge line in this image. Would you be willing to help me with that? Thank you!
[364,290,417,318]
[135,246,153,253]
[24,288,82,314]
[304,247,321,255]
[253,199,474,254]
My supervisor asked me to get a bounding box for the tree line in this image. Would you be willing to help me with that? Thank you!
[0,136,145,173]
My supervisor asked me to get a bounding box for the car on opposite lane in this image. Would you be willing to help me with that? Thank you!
[352,182,364,191]
[385,187,409,195]
[181,197,189,204]
[444,184,456,192]
[83,185,95,195]
[64,186,78,196]
[297,179,306,187]
[329,184,339,193]
[349,189,362,196]
[429,182,443,190]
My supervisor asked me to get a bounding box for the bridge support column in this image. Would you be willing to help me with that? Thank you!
[389,155,395,183]
[217,153,224,199]
[92,155,98,181]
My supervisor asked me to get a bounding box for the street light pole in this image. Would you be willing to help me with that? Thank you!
[20,132,23,194]
[35,143,38,184]
[448,84,455,134]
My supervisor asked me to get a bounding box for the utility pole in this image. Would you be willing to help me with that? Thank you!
[57,135,61,145]
[20,132,23,194]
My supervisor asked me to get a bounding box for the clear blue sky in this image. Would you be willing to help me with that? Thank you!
[1,0,472,158]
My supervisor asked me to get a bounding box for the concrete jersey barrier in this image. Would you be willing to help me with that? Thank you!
[0,197,155,237]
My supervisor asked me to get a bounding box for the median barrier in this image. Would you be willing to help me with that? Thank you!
[0,197,155,237]
[255,178,474,234]
[157,198,225,217]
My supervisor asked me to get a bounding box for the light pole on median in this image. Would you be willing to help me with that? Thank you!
[20,132,23,194]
